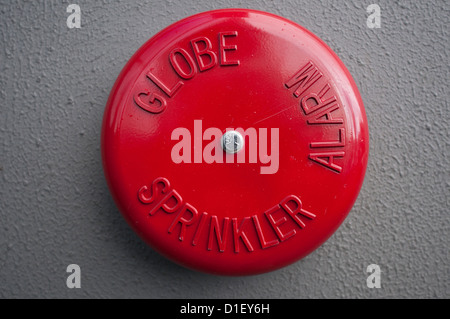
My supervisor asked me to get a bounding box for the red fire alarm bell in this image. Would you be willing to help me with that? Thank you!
[101,9,369,275]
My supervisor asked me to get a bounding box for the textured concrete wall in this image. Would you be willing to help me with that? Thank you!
[0,0,448,298]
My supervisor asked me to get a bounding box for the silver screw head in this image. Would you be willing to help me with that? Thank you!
[221,131,244,154]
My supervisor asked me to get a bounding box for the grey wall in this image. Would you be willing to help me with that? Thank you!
[0,0,448,299]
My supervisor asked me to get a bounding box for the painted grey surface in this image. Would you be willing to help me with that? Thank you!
[0,0,448,299]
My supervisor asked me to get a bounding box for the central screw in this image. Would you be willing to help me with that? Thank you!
[221,131,244,154]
